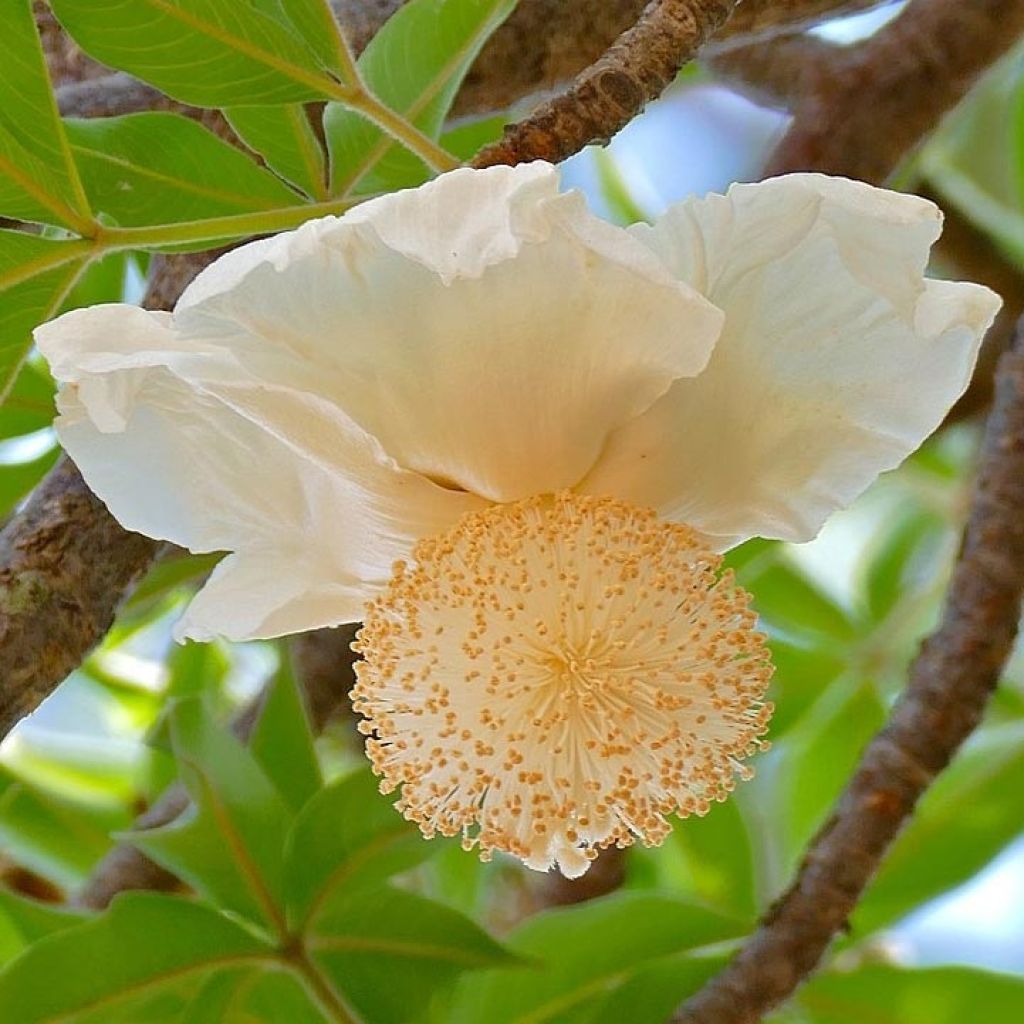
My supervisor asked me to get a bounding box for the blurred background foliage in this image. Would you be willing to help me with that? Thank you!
[2,1,1024,1021]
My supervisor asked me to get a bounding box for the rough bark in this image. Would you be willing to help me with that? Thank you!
[473,0,740,168]
[675,323,1024,1022]
[0,252,218,742]
[0,460,158,738]
[766,0,1024,182]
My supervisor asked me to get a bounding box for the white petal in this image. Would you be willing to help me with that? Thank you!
[36,305,483,640]
[174,163,724,502]
[582,174,1001,543]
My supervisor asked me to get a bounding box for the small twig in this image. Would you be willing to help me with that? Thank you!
[674,322,1024,1022]
[75,626,357,910]
[473,0,740,168]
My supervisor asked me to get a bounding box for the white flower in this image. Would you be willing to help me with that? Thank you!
[36,164,1000,877]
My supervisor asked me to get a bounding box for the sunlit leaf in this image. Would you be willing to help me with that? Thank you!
[224,105,328,199]
[49,0,340,107]
[249,660,322,813]
[450,893,745,1024]
[128,699,292,934]
[284,769,435,928]
[792,965,1024,1023]
[0,0,91,229]
[66,113,302,227]
[308,885,515,1024]
[326,0,516,194]
[0,893,272,1023]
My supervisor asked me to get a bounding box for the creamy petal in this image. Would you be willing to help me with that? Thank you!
[173,163,724,502]
[36,304,483,640]
[582,174,1001,543]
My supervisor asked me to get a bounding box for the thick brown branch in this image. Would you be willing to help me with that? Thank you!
[0,460,158,738]
[0,253,218,742]
[766,0,1024,182]
[75,626,357,910]
[473,0,740,168]
[705,33,835,109]
[674,324,1024,1022]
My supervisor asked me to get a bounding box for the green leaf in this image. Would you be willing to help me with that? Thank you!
[668,795,758,922]
[765,638,846,739]
[182,967,327,1024]
[0,361,54,439]
[853,720,1024,934]
[794,965,1024,1023]
[326,0,516,194]
[65,113,302,228]
[284,769,435,928]
[0,890,86,966]
[308,885,515,1024]
[0,231,88,403]
[0,0,91,229]
[49,0,343,107]
[588,955,728,1024]
[224,105,328,199]
[0,893,272,1023]
[0,780,123,890]
[0,448,60,520]
[767,679,887,870]
[441,115,507,161]
[860,508,948,624]
[121,551,224,620]
[263,0,354,79]
[128,699,291,934]
[250,660,323,813]
[745,558,857,645]
[450,893,746,1024]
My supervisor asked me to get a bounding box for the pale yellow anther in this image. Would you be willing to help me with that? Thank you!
[351,492,773,878]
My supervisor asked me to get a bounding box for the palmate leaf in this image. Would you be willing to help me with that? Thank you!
[249,660,323,814]
[127,699,292,935]
[65,113,303,227]
[0,231,88,404]
[0,0,91,229]
[325,0,517,195]
[0,893,272,1024]
[0,891,86,968]
[284,769,436,930]
[449,893,746,1024]
[0,776,126,890]
[308,885,517,1024]
[182,967,328,1024]
[224,105,329,200]
[49,0,340,107]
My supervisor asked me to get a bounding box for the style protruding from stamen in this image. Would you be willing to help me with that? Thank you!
[352,492,773,878]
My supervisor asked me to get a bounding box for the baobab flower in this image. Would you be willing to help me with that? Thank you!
[36,164,999,877]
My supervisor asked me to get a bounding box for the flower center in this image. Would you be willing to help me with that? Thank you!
[352,492,773,878]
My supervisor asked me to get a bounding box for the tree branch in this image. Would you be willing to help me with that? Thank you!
[0,252,218,742]
[673,322,1024,1022]
[0,459,157,739]
[473,0,740,168]
[766,0,1024,181]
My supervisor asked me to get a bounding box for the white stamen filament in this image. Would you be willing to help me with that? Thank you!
[352,492,773,878]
